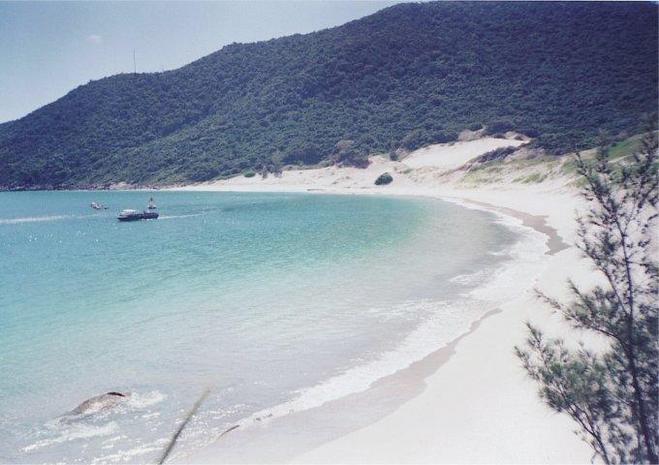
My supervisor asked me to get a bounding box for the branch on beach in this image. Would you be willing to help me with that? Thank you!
[516,124,658,464]
[157,388,211,464]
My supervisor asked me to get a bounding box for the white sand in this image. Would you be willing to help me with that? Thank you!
[294,188,594,464]
[402,137,526,170]
[172,139,596,464]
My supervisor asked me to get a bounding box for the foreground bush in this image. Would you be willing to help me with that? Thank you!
[516,128,658,464]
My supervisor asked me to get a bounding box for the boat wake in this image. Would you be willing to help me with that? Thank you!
[0,215,71,225]
[0,213,103,225]
[158,213,204,220]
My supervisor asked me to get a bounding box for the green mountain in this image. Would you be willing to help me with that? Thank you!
[0,1,656,189]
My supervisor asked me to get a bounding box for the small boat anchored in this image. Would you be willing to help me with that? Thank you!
[117,209,159,221]
[117,198,159,222]
[91,202,108,210]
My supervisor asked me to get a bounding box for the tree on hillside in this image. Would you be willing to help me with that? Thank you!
[515,128,658,464]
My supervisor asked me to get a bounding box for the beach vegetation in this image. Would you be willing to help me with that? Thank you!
[560,159,580,175]
[475,146,518,163]
[485,120,514,136]
[516,127,658,464]
[330,140,370,168]
[374,172,393,185]
[520,172,547,184]
[282,143,323,165]
[0,2,656,188]
[607,134,647,161]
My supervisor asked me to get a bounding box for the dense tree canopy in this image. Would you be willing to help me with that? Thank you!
[0,1,656,188]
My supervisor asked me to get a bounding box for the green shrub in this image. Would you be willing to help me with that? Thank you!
[374,172,393,185]
[282,143,323,165]
[476,146,517,163]
[331,140,370,168]
[486,120,515,135]
[243,170,256,178]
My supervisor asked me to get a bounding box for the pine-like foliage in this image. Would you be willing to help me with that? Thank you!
[515,126,658,464]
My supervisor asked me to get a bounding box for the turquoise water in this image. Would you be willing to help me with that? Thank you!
[0,191,521,463]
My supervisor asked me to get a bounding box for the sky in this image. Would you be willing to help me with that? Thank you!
[0,1,400,123]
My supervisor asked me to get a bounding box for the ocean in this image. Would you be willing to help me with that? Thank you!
[0,191,545,463]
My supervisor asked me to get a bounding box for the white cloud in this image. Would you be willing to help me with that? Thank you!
[86,34,103,44]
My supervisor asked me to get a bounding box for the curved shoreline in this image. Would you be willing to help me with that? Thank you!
[292,188,591,463]
[182,308,506,464]
[178,187,572,464]
[456,198,569,255]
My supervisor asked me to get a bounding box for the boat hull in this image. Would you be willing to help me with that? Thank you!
[117,212,159,221]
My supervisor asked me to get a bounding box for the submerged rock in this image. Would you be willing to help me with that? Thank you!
[70,392,130,416]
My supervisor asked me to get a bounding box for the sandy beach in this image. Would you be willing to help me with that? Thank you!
[3,2,655,462]
[174,138,596,463]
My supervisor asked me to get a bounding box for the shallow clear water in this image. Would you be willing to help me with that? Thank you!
[0,191,527,463]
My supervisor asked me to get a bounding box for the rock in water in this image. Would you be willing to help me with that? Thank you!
[70,392,130,416]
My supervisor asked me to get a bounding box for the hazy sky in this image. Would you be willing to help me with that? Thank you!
[0,1,400,123]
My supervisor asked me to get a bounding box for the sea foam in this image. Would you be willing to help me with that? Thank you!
[235,207,548,429]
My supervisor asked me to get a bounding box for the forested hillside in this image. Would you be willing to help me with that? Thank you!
[0,1,656,188]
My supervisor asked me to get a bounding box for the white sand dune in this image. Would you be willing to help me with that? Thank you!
[173,140,595,464]
[402,137,526,170]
